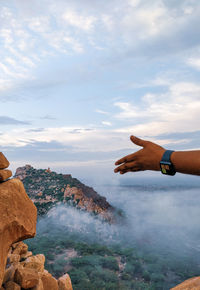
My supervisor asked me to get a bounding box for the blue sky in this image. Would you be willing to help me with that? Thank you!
[1,0,200,182]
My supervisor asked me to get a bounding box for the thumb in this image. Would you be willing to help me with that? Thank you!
[130,135,147,147]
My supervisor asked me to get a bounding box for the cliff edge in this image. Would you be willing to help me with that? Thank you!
[0,153,37,286]
[0,152,73,289]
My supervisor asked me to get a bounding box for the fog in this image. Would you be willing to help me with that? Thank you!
[36,178,200,262]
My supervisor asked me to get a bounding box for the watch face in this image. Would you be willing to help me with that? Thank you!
[160,162,176,176]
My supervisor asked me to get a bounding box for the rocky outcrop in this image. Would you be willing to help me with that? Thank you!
[14,165,117,222]
[0,152,9,169]
[2,241,73,290]
[0,153,11,182]
[58,274,73,290]
[0,170,12,182]
[0,153,37,286]
[63,184,114,221]
[0,153,73,289]
[171,276,200,289]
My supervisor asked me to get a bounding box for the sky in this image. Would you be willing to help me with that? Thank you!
[1,0,200,183]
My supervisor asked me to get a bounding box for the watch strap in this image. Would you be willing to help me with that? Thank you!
[161,150,174,163]
[160,150,176,176]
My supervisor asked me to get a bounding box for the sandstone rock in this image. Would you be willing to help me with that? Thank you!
[14,267,39,289]
[0,178,37,286]
[0,153,9,169]
[41,271,58,290]
[58,274,73,290]
[24,254,45,272]
[4,281,20,290]
[12,241,28,256]
[20,251,32,260]
[7,254,20,265]
[3,266,16,284]
[0,170,12,182]
[171,276,200,289]
[31,278,44,290]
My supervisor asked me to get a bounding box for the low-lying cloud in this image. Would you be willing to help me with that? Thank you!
[36,182,200,262]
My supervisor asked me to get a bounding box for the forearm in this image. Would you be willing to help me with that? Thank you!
[171,151,200,176]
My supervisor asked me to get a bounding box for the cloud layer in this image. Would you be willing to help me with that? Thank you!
[1,0,200,179]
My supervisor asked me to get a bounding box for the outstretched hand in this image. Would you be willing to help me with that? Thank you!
[114,135,165,174]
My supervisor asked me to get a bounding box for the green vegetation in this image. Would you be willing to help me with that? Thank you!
[26,230,199,290]
[20,167,83,215]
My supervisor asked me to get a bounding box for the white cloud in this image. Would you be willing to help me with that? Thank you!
[0,0,200,98]
[102,121,112,126]
[62,10,96,32]
[114,81,200,138]
[187,57,200,70]
[96,109,109,115]
[114,102,141,118]
[0,125,131,153]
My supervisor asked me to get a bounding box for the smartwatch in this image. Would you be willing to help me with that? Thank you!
[160,150,176,176]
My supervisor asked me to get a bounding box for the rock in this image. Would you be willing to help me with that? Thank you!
[7,254,20,265]
[0,153,9,169]
[171,276,200,289]
[24,254,45,272]
[58,274,73,290]
[31,278,44,290]
[3,266,16,284]
[0,178,37,286]
[4,281,20,290]
[12,242,28,256]
[0,170,12,182]
[20,251,33,260]
[14,267,39,289]
[41,271,58,290]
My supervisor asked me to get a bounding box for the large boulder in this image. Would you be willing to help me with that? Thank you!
[41,271,58,290]
[23,254,45,272]
[171,276,200,289]
[0,170,12,182]
[14,267,39,288]
[0,153,9,169]
[58,274,73,290]
[0,178,37,286]
[12,241,28,256]
[4,281,20,290]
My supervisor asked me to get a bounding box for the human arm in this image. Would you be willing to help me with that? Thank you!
[114,135,200,176]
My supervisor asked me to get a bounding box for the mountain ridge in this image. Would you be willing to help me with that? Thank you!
[14,165,117,223]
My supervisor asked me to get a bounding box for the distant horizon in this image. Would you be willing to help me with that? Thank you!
[10,161,200,189]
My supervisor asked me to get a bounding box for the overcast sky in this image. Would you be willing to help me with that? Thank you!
[1,0,200,183]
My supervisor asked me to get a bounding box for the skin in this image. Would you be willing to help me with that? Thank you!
[114,135,200,176]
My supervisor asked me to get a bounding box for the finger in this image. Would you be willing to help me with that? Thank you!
[130,135,147,148]
[115,153,137,166]
[114,161,137,173]
[120,168,141,174]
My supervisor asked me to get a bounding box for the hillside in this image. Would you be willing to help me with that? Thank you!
[14,165,117,222]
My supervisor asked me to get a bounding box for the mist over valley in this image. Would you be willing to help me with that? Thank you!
[25,170,200,289]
